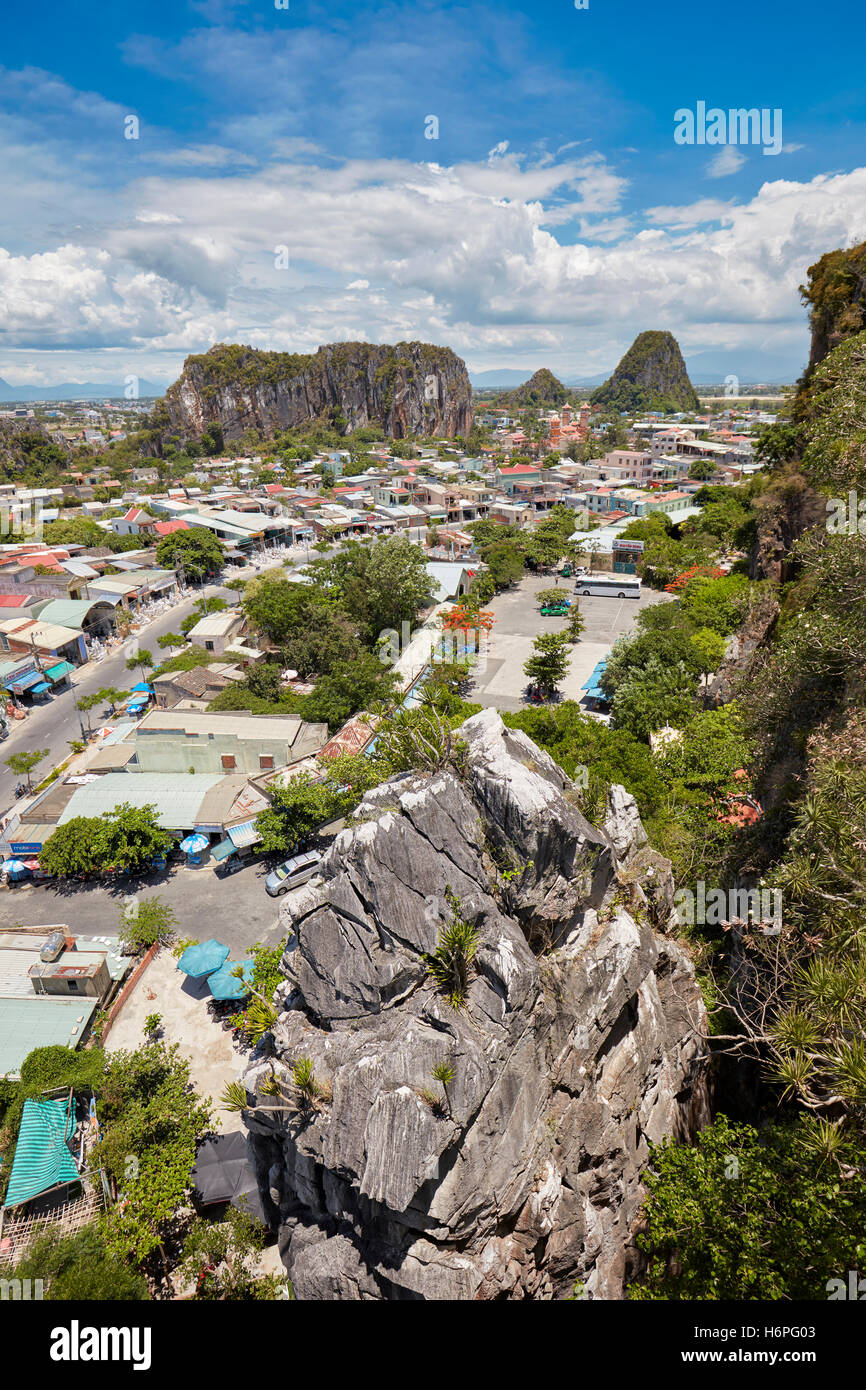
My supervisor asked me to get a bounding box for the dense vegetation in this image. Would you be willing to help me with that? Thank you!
[590,330,700,414]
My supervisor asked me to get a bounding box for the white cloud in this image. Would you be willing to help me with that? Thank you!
[706,146,747,179]
[2,138,866,381]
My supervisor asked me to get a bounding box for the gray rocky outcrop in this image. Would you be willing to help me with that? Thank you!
[242,708,708,1300]
[151,339,472,445]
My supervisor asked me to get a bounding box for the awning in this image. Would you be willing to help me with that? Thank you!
[30,681,51,694]
[45,660,75,681]
[9,671,42,692]
[581,661,609,702]
[227,819,262,849]
[4,1096,79,1209]
[211,837,237,862]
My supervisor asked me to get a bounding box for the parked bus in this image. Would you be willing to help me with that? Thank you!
[575,573,642,599]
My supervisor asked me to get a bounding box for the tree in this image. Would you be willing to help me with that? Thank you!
[309,536,434,641]
[566,602,586,644]
[632,1115,866,1301]
[610,658,697,741]
[119,897,178,953]
[243,574,329,646]
[689,625,727,677]
[5,746,49,791]
[98,1040,214,1266]
[536,588,565,608]
[283,611,364,679]
[156,527,223,582]
[484,543,525,589]
[523,632,571,695]
[126,647,153,675]
[40,804,171,877]
[256,752,380,854]
[12,1223,149,1301]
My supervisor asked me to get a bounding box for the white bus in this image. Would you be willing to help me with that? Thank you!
[575,573,642,599]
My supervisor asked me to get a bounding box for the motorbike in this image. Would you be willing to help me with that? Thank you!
[14,783,28,797]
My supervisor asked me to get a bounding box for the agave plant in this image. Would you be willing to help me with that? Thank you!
[424,888,480,1010]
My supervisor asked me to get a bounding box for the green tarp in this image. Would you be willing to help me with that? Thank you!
[4,1096,79,1209]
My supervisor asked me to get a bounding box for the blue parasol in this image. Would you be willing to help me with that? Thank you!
[177,938,230,978]
[207,959,255,1000]
[179,833,209,854]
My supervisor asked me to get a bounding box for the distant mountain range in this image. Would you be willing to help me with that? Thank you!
[0,377,169,402]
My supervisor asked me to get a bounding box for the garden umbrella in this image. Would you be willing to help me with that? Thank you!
[176,938,230,978]
[130,682,153,693]
[207,959,255,1001]
[179,833,209,854]
[191,1132,267,1225]
[2,859,30,877]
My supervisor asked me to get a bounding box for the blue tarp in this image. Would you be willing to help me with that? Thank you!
[4,1096,79,1208]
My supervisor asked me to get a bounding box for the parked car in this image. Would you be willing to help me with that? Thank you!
[265,850,323,897]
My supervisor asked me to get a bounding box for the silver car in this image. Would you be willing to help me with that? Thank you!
[265,850,322,897]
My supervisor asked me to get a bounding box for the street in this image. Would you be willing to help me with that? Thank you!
[0,543,316,811]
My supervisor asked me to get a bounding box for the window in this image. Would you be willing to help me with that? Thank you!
[66,979,79,993]
[205,640,215,652]
[221,754,236,770]
[259,754,274,771]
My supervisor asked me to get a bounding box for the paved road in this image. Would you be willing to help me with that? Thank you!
[0,857,286,955]
[0,542,319,812]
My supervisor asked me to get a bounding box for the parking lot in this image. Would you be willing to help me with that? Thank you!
[0,857,286,955]
[466,573,673,712]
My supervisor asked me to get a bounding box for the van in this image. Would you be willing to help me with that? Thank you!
[265,850,323,897]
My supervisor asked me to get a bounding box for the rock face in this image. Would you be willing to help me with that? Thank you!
[749,473,826,583]
[242,709,708,1300]
[800,238,866,373]
[591,331,699,414]
[151,340,473,446]
[0,418,71,477]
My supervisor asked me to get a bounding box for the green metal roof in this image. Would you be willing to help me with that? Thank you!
[29,599,112,629]
[4,1096,80,1208]
[57,772,227,830]
[0,999,97,1079]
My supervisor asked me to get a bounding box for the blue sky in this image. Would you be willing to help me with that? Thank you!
[2,0,866,384]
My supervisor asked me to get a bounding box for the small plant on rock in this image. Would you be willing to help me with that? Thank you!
[424,888,480,1010]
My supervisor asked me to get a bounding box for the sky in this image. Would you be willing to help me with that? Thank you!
[2,0,866,387]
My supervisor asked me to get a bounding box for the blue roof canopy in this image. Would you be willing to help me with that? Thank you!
[581,661,610,702]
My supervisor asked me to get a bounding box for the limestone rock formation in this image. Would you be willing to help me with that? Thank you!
[591,331,700,414]
[241,709,708,1300]
[150,340,473,446]
[498,368,571,408]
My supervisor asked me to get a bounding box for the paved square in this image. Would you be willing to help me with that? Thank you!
[466,573,672,712]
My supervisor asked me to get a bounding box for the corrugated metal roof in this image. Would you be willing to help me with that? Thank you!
[57,772,227,829]
[34,600,113,629]
[0,998,96,1079]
